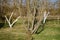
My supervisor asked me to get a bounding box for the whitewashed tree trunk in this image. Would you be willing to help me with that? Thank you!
[5,12,20,28]
[43,11,50,23]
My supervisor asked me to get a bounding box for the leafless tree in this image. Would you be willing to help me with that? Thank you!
[5,12,21,28]
[24,0,50,34]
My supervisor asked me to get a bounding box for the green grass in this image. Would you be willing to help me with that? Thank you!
[0,20,60,40]
[33,20,60,40]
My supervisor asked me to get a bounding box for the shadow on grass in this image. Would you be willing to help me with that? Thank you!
[0,23,4,28]
[35,19,60,34]
[35,19,47,34]
[35,23,45,34]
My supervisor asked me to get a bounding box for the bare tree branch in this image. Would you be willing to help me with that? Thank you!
[11,16,20,27]
[5,16,11,27]
[9,12,14,21]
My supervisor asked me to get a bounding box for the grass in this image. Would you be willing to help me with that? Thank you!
[0,19,60,40]
[33,20,60,40]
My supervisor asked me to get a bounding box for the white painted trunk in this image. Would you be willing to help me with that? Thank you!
[43,11,50,23]
[5,12,20,28]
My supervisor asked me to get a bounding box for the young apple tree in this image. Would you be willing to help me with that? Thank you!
[5,12,20,28]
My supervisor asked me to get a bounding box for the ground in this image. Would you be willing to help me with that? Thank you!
[0,19,60,40]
